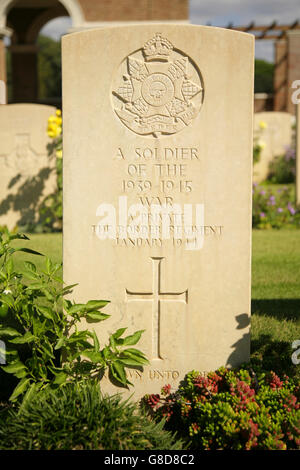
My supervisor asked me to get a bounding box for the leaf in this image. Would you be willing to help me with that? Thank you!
[26,282,44,290]
[37,305,56,321]
[82,350,103,363]
[37,343,55,360]
[10,378,31,401]
[24,261,36,273]
[122,348,148,359]
[110,361,128,386]
[6,258,14,277]
[92,330,100,352]
[19,383,42,413]
[119,350,149,365]
[2,360,27,374]
[54,337,65,350]
[118,356,146,367]
[113,328,127,339]
[10,332,36,344]
[63,299,72,311]
[122,330,145,346]
[46,257,52,274]
[14,248,43,256]
[68,303,87,315]
[0,292,14,307]
[0,327,21,337]
[102,346,112,361]
[85,300,110,311]
[9,233,29,242]
[62,284,78,294]
[86,311,110,323]
[52,371,68,386]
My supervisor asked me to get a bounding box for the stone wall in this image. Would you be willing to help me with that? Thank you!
[78,0,188,22]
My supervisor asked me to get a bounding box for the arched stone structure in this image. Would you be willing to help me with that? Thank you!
[0,0,188,103]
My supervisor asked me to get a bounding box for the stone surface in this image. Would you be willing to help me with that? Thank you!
[0,38,5,84]
[63,25,254,399]
[0,103,57,229]
[296,104,300,206]
[253,112,294,183]
[273,39,288,113]
[78,0,188,22]
[287,32,300,115]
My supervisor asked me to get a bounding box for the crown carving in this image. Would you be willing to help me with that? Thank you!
[143,33,173,61]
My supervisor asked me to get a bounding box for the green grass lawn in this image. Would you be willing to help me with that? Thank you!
[251,229,300,379]
[10,229,300,380]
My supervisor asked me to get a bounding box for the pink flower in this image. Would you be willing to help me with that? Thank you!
[288,202,296,215]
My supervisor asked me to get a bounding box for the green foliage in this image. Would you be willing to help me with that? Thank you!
[0,381,182,450]
[253,143,262,165]
[253,121,267,165]
[252,184,300,229]
[254,59,274,94]
[38,148,63,231]
[37,35,62,100]
[36,111,63,232]
[268,147,296,184]
[6,36,61,102]
[0,228,148,401]
[142,367,300,450]
[5,49,12,102]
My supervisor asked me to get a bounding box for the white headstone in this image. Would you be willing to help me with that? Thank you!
[63,25,254,399]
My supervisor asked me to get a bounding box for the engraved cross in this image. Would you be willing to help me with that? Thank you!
[126,257,188,360]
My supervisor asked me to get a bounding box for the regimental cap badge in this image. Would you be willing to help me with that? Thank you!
[112,32,204,137]
[143,33,173,62]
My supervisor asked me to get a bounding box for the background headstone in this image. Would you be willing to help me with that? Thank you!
[253,111,294,183]
[63,25,254,399]
[0,104,57,229]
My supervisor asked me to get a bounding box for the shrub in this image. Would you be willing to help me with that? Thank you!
[252,184,300,229]
[253,120,267,165]
[267,146,296,184]
[38,110,63,232]
[0,382,182,450]
[0,228,148,402]
[142,367,300,450]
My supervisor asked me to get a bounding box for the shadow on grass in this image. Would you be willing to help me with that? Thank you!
[251,333,299,379]
[252,299,300,321]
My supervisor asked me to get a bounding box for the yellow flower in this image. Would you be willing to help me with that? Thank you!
[47,112,62,139]
[258,140,266,149]
[47,129,56,138]
[47,122,62,138]
[56,149,63,158]
[48,115,57,124]
[259,120,267,130]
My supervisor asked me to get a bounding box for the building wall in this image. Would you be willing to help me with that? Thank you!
[78,0,188,22]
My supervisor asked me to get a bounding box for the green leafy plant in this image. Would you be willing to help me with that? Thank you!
[0,228,148,402]
[253,121,267,165]
[0,381,182,450]
[267,146,296,184]
[252,184,300,229]
[142,367,300,450]
[38,110,63,232]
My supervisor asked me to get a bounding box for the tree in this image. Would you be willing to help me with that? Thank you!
[37,35,61,100]
[5,35,62,102]
[254,59,274,94]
